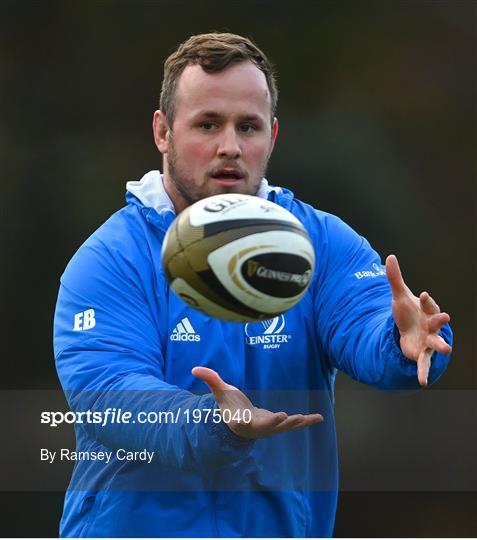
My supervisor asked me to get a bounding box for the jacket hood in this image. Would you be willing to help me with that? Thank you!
[125,170,290,216]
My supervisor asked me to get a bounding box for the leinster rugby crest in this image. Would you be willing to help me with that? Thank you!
[245,315,291,350]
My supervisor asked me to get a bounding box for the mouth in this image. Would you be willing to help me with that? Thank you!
[210,168,245,185]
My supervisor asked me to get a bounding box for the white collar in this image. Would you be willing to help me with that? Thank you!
[126,170,282,215]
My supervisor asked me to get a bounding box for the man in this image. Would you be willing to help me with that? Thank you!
[54,33,452,537]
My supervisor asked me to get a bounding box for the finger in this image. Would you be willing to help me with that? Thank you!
[256,411,288,428]
[293,413,324,427]
[428,312,450,333]
[268,416,304,434]
[272,411,289,424]
[191,366,229,392]
[272,413,324,434]
[417,349,432,387]
[419,291,440,315]
[426,334,452,355]
[245,412,289,436]
[244,409,288,433]
[386,254,407,299]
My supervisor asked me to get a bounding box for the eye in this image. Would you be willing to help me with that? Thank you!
[239,124,256,133]
[200,122,216,131]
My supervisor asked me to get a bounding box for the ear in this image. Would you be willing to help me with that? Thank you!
[153,110,170,154]
[269,117,279,154]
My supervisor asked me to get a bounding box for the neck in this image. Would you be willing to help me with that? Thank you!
[162,165,189,214]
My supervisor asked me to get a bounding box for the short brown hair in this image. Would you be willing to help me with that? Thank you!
[160,32,278,126]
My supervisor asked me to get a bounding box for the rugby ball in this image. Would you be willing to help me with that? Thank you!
[161,194,315,322]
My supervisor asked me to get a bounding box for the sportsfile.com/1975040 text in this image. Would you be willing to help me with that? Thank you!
[40,408,252,427]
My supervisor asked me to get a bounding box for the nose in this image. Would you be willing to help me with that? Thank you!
[217,126,242,159]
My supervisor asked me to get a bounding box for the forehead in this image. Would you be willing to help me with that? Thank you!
[174,61,271,119]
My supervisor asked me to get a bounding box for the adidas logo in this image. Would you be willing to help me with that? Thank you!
[170,317,201,342]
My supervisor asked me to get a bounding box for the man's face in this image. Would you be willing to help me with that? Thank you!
[154,61,278,212]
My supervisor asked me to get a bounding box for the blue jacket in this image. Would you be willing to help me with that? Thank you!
[54,171,452,537]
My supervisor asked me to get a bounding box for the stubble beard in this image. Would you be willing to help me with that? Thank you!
[166,139,269,208]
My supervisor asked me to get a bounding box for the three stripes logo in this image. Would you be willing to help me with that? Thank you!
[170,317,201,342]
[245,315,290,349]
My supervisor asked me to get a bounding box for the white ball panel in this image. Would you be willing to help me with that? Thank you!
[189,194,302,227]
[207,230,315,314]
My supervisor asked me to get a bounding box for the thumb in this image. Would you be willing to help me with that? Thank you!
[386,254,407,299]
[192,366,229,393]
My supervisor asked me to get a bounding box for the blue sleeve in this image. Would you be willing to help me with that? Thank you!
[312,213,452,390]
[54,216,252,471]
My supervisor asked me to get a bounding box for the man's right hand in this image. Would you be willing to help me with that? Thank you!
[192,366,323,439]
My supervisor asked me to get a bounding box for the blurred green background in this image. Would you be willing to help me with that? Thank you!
[1,0,475,536]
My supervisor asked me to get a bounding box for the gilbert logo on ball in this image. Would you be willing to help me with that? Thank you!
[161,194,315,322]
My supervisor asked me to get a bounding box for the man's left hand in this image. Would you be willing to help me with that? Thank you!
[386,254,452,387]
